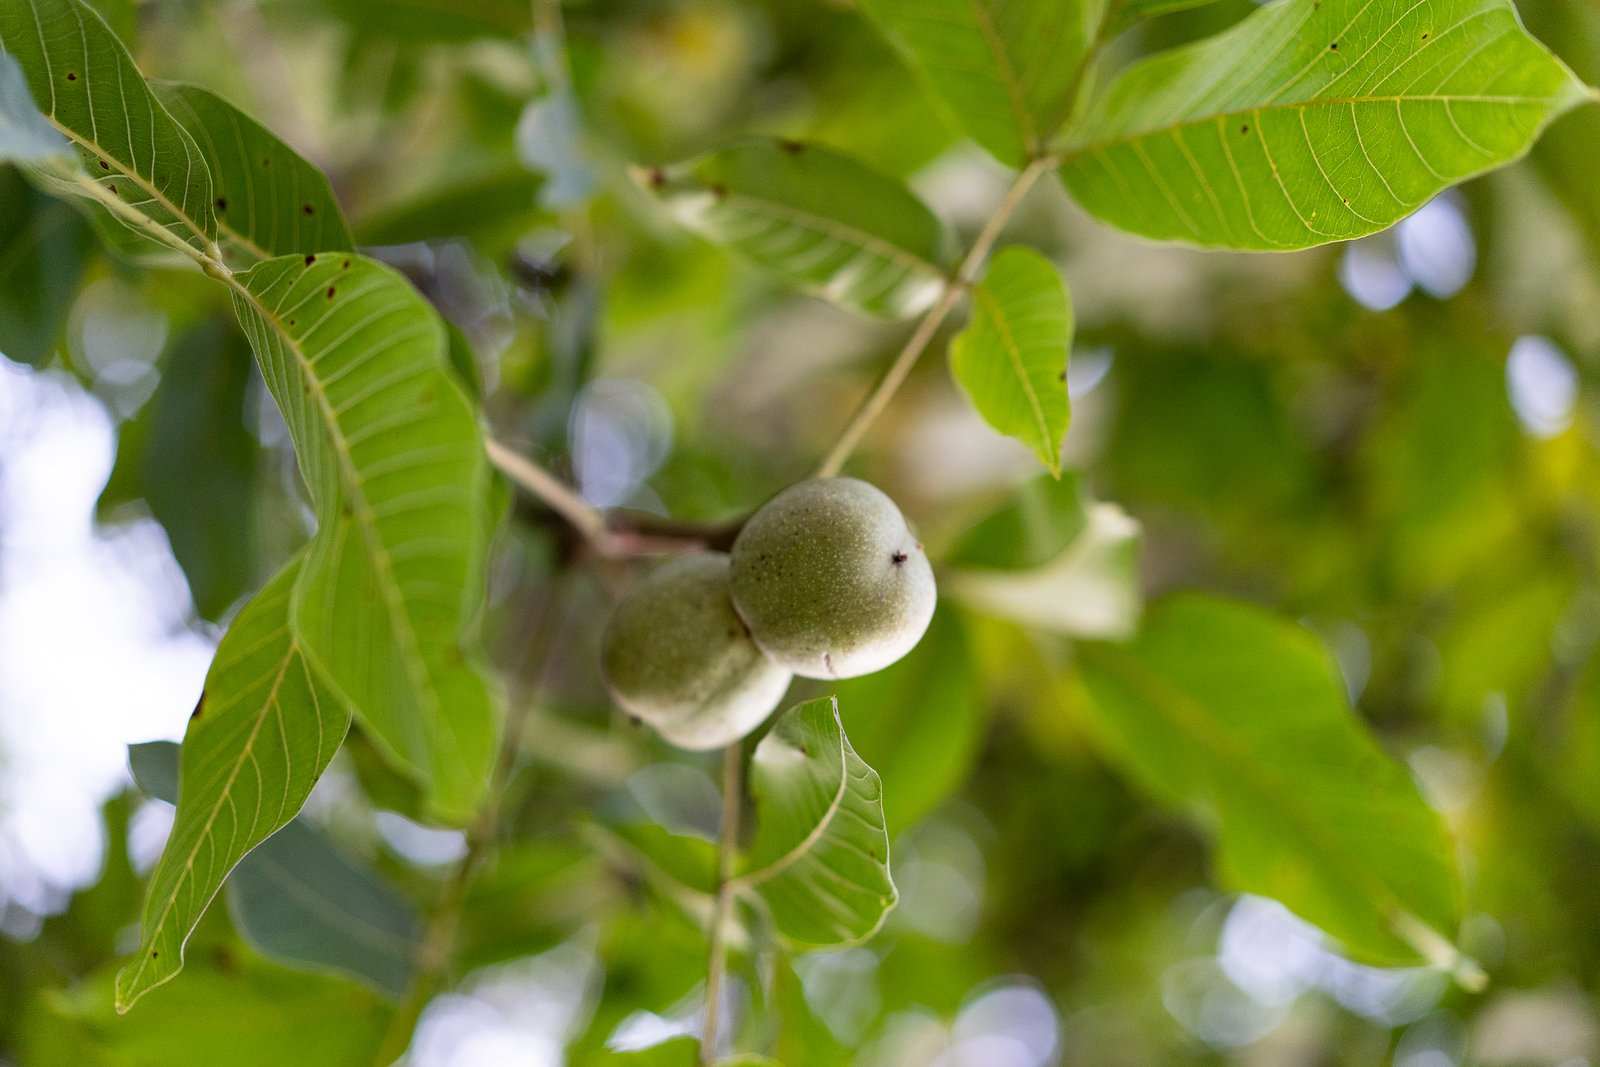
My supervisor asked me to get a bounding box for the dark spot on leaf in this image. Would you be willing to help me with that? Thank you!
[261,157,271,167]
[305,254,315,266]
[1421,32,1428,39]
[418,388,435,405]
[151,950,159,957]
[779,139,805,155]
[288,319,296,326]
[326,286,336,298]
[645,167,667,188]
[190,696,204,720]
[107,183,117,195]
[709,183,728,201]
[1329,41,1338,50]
[342,259,350,269]
[1240,124,1250,135]
[66,72,76,81]
[628,715,642,727]
[341,503,353,518]
[1342,197,1351,205]
[302,203,315,215]
[215,197,227,211]
[97,160,109,170]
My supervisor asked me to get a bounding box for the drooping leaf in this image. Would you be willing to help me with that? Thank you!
[949,246,1072,474]
[636,140,949,319]
[0,0,216,254]
[229,253,503,825]
[737,698,896,946]
[129,741,423,998]
[100,318,259,620]
[1059,0,1594,250]
[1075,594,1464,967]
[827,611,985,833]
[858,0,1103,166]
[0,164,92,366]
[115,556,352,1011]
[157,82,353,261]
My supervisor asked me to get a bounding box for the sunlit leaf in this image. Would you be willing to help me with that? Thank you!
[230,253,503,825]
[636,140,949,319]
[737,697,896,946]
[859,0,1103,166]
[115,557,351,1011]
[157,82,353,261]
[1059,0,1594,249]
[949,246,1072,474]
[0,0,216,254]
[1076,594,1465,967]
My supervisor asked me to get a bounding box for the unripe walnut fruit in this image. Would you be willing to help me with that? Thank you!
[602,553,792,750]
[729,477,936,679]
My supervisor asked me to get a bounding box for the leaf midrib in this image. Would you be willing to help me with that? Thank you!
[717,189,944,281]
[970,282,1056,472]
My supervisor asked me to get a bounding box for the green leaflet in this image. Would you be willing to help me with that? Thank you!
[0,0,216,253]
[737,698,897,946]
[1060,0,1595,250]
[0,164,92,366]
[949,246,1072,474]
[1076,594,1465,967]
[157,82,354,261]
[230,253,502,826]
[858,0,1105,166]
[637,139,949,319]
[115,557,351,1011]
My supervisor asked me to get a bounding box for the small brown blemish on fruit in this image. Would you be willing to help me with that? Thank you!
[891,551,908,566]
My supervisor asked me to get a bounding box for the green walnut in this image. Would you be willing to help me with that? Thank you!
[602,553,792,750]
[729,477,935,679]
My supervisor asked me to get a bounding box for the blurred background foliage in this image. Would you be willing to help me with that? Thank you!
[5,0,1600,1064]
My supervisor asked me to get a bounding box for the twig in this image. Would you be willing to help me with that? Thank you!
[814,154,1057,479]
[485,437,611,546]
[701,742,744,1065]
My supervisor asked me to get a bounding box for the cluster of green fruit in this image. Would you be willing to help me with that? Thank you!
[602,478,936,749]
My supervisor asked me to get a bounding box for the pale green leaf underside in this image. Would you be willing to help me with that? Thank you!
[0,0,215,253]
[1061,0,1593,250]
[115,557,350,1011]
[950,246,1072,474]
[1077,594,1462,965]
[859,0,1101,166]
[639,139,949,319]
[158,82,354,261]
[231,253,502,825]
[739,697,897,946]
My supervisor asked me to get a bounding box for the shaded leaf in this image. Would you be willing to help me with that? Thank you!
[0,0,216,254]
[0,51,69,161]
[827,610,984,833]
[1059,0,1593,250]
[949,246,1072,473]
[737,697,896,946]
[230,253,503,825]
[158,82,353,261]
[1105,0,1226,36]
[100,318,259,620]
[115,556,351,1011]
[1076,594,1464,967]
[636,140,948,319]
[0,164,92,366]
[130,741,424,999]
[859,0,1102,166]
